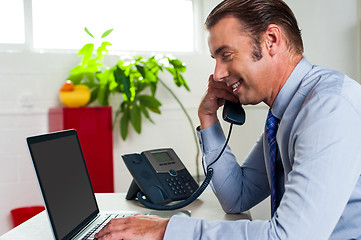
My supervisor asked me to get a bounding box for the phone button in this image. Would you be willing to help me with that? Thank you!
[169,169,177,176]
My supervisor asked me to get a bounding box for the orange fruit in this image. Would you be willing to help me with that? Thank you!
[60,80,74,92]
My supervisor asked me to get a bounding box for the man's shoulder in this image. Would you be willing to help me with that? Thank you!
[300,65,360,103]
[299,66,361,118]
[301,65,344,96]
[286,63,361,124]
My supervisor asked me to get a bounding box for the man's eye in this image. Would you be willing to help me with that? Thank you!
[222,53,232,59]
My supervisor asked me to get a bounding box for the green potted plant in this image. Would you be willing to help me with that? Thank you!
[66,28,200,180]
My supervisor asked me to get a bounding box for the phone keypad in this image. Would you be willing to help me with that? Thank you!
[165,175,198,197]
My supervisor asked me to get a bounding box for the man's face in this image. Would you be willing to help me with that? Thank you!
[208,15,275,105]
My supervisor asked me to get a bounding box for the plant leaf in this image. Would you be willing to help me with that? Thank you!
[88,85,99,105]
[97,68,111,84]
[84,27,94,38]
[139,105,154,124]
[166,66,190,91]
[114,66,132,100]
[78,43,94,65]
[85,72,95,85]
[138,95,162,114]
[97,83,110,106]
[67,73,84,85]
[138,95,162,109]
[150,82,157,96]
[101,29,114,38]
[130,103,142,133]
[147,107,161,114]
[176,71,190,91]
[114,104,122,124]
[96,41,112,60]
[120,106,130,140]
[169,58,186,72]
[165,67,175,75]
[135,65,145,79]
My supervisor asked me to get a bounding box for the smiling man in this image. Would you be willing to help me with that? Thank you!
[95,0,361,239]
[198,14,302,129]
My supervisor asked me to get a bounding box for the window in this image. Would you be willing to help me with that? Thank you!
[0,0,25,44]
[1,0,194,52]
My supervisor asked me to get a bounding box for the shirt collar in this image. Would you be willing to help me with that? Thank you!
[271,58,313,120]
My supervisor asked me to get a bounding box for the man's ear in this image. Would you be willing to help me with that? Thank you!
[264,24,281,56]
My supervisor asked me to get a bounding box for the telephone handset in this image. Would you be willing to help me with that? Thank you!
[223,100,246,125]
[123,100,245,210]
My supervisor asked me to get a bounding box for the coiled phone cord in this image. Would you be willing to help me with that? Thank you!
[137,123,234,210]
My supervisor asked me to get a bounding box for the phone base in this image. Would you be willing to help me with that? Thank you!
[125,180,140,200]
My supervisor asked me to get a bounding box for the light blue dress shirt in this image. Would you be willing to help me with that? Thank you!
[164,58,361,239]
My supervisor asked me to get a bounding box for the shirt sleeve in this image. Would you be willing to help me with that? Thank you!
[163,215,282,239]
[198,121,270,213]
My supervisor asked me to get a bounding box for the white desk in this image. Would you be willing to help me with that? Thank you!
[0,192,251,239]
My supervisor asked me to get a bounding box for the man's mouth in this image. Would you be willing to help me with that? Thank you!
[231,80,242,93]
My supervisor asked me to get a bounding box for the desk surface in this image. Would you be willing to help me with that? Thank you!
[0,192,251,239]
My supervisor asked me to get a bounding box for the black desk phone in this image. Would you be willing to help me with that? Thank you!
[123,148,199,205]
[123,100,245,210]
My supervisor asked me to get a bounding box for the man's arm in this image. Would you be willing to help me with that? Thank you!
[198,121,270,213]
[197,74,270,212]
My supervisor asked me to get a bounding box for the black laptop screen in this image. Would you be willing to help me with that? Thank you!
[27,130,99,240]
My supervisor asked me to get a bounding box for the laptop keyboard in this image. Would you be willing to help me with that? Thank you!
[81,214,126,240]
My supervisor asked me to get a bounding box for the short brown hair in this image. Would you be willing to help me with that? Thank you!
[205,0,303,60]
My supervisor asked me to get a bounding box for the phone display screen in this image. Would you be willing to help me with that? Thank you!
[152,152,172,163]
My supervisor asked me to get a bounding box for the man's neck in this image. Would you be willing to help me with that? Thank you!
[267,54,303,107]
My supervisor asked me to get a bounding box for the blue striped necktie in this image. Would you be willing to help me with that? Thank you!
[265,109,280,216]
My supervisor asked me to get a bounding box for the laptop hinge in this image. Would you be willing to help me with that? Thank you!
[70,214,101,240]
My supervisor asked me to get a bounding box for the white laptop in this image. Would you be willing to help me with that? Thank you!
[27,129,189,240]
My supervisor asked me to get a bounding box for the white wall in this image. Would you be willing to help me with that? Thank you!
[0,0,359,235]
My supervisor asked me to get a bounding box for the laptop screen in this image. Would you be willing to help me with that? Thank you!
[27,130,99,240]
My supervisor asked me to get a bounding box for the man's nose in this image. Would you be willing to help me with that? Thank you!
[213,61,229,82]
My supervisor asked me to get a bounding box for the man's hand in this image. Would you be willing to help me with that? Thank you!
[198,75,238,129]
[94,214,169,240]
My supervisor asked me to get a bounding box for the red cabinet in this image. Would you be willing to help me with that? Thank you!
[48,107,114,193]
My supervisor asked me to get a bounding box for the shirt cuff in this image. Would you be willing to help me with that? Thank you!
[197,121,226,154]
[163,215,199,239]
